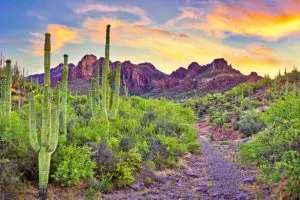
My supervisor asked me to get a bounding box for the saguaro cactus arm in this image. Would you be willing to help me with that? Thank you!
[108,62,121,119]
[102,60,109,117]
[29,93,40,152]
[91,78,98,117]
[48,83,60,153]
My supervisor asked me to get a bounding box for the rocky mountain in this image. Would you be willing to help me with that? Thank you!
[28,55,261,99]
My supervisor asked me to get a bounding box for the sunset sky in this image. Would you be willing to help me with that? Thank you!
[1,0,300,77]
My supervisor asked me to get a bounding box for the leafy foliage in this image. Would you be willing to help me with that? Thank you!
[239,94,300,198]
[52,145,95,187]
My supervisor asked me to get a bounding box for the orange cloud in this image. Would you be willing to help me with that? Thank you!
[168,0,300,41]
[23,24,80,56]
[82,17,287,76]
[166,7,203,27]
[74,3,151,25]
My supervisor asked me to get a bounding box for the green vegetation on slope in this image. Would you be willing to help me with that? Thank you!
[185,69,300,197]
[240,94,300,199]
[0,25,199,198]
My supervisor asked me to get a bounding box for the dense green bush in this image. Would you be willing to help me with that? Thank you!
[51,96,199,188]
[238,110,265,137]
[239,94,300,198]
[52,145,95,187]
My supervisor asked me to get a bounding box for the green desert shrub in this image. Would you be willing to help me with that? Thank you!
[238,110,265,137]
[0,159,21,197]
[239,94,300,198]
[52,145,95,187]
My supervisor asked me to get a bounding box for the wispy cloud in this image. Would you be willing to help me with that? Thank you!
[20,2,294,76]
[0,39,26,44]
[74,3,151,25]
[166,7,204,27]
[23,24,81,56]
[167,0,300,41]
[81,16,287,75]
[26,10,45,20]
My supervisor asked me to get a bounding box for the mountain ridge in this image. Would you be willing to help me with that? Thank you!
[28,55,261,99]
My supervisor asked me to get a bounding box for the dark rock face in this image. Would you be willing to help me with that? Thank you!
[28,55,261,98]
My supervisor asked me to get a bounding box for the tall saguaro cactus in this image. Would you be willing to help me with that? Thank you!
[5,60,12,126]
[0,78,5,122]
[60,54,68,135]
[29,33,60,198]
[101,25,121,120]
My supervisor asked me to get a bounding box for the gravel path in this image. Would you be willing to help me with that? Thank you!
[198,136,253,199]
[102,127,266,200]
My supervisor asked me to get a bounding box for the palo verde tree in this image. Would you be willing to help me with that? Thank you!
[28,33,60,198]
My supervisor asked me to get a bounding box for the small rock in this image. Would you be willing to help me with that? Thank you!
[243,176,256,183]
[198,184,208,193]
[167,192,173,196]
[176,182,182,187]
[131,183,141,191]
[185,170,199,178]
[213,192,223,199]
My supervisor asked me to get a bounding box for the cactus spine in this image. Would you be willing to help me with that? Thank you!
[101,25,121,120]
[60,54,68,135]
[29,33,60,197]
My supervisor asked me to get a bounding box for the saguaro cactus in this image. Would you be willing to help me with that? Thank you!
[0,78,5,121]
[29,33,60,197]
[101,25,121,120]
[91,78,98,117]
[5,60,12,126]
[60,54,68,135]
[95,60,101,105]
[123,75,129,100]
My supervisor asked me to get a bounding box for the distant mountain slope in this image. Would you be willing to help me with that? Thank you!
[28,55,260,99]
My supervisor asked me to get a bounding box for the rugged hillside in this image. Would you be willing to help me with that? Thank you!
[28,55,260,98]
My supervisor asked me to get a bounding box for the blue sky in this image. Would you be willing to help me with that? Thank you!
[1,0,300,76]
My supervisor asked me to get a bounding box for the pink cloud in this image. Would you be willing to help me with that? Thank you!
[74,3,151,25]
[167,0,300,41]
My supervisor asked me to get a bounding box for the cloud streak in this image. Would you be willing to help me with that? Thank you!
[23,24,80,56]
[21,2,295,76]
[81,16,286,75]
[168,0,300,41]
[74,3,151,25]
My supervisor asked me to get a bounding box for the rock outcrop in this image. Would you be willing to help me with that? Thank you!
[28,55,261,99]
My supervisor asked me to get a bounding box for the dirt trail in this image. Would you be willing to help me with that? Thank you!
[103,126,268,200]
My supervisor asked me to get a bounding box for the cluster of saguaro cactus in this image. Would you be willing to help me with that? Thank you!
[60,54,69,136]
[12,62,26,113]
[101,25,121,120]
[29,33,60,197]
[0,60,12,126]
[89,25,121,120]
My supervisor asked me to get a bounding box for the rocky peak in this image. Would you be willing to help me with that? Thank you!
[76,54,98,80]
[188,62,200,71]
[28,55,261,98]
[138,62,157,71]
[247,72,261,82]
[170,67,188,79]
